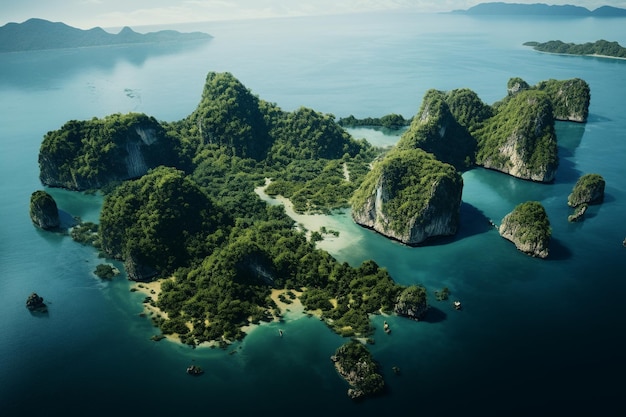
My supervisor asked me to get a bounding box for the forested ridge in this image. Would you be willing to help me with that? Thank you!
[50,72,415,347]
[40,71,589,350]
[524,39,626,59]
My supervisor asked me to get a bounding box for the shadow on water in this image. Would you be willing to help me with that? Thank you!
[547,237,572,261]
[0,39,211,90]
[554,150,582,184]
[555,120,586,153]
[421,306,447,323]
[414,202,494,248]
[58,209,79,229]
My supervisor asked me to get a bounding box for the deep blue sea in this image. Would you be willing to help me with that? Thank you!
[1,11,625,416]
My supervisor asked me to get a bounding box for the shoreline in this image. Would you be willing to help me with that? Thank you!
[132,280,321,348]
[254,178,363,255]
[132,182,361,348]
[530,48,626,61]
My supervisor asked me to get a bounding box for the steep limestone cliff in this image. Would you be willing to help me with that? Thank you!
[567,173,605,207]
[29,190,60,230]
[351,148,463,245]
[475,90,558,182]
[397,89,477,170]
[536,78,591,122]
[499,201,551,258]
[39,113,178,191]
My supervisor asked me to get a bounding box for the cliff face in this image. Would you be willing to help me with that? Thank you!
[29,190,60,230]
[567,173,605,207]
[39,113,177,191]
[351,149,463,245]
[536,78,590,123]
[499,201,551,258]
[476,90,558,182]
[397,89,477,170]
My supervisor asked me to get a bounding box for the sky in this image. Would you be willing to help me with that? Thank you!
[1,0,626,29]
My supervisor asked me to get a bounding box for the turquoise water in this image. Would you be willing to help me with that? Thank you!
[1,12,625,416]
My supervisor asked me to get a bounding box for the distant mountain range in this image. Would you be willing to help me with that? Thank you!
[0,18,212,53]
[451,2,626,16]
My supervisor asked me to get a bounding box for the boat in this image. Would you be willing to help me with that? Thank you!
[279,329,283,337]
[453,301,462,310]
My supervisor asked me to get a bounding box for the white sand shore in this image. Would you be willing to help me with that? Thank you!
[133,279,318,346]
[253,178,363,254]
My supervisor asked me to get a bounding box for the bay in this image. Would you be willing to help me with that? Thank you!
[1,11,625,416]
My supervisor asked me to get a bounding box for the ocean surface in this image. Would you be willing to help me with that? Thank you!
[1,11,625,416]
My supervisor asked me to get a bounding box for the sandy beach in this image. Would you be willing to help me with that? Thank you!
[253,178,363,254]
[131,183,359,346]
[133,278,321,346]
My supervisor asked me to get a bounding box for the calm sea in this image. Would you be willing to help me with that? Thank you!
[1,11,625,416]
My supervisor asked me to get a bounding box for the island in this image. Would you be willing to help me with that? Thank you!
[568,174,606,207]
[29,190,60,230]
[350,148,463,245]
[26,292,48,313]
[35,69,591,397]
[567,174,606,222]
[499,201,551,258]
[524,40,626,60]
[451,3,626,17]
[0,18,211,53]
[331,340,384,400]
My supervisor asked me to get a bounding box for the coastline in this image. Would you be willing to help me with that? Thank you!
[130,182,361,348]
[132,280,320,347]
[531,49,626,61]
[254,178,363,255]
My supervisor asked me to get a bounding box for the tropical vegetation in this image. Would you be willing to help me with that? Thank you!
[524,39,626,58]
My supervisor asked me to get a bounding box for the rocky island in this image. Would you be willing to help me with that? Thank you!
[29,190,60,230]
[393,285,429,319]
[499,201,551,258]
[34,69,591,399]
[26,292,47,313]
[331,340,384,400]
[567,173,605,222]
[350,148,463,245]
[568,174,606,207]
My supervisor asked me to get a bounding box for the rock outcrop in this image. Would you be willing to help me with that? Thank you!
[351,148,463,245]
[499,201,551,258]
[536,78,590,122]
[26,292,47,313]
[476,90,558,182]
[331,341,384,400]
[568,173,605,207]
[397,89,478,170]
[29,190,60,229]
[38,113,178,191]
[124,252,159,282]
[394,285,429,320]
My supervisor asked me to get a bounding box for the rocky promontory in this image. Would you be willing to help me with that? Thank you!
[38,113,180,191]
[351,148,463,245]
[29,190,60,230]
[499,201,551,258]
[331,340,384,400]
[568,173,605,207]
[393,285,429,320]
